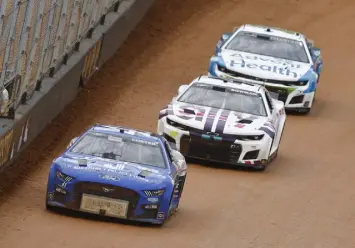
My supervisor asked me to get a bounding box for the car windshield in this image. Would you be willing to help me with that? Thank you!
[177,83,267,116]
[225,31,309,63]
[70,132,166,168]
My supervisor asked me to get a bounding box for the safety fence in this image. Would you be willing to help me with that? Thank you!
[0,0,121,119]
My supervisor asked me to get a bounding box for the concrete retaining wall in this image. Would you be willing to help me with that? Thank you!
[0,0,155,173]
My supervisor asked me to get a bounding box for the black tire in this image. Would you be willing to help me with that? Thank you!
[300,108,311,115]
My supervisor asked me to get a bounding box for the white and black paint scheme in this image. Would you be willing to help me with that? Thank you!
[157,75,287,170]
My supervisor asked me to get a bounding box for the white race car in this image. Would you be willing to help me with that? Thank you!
[157,75,287,170]
[209,24,323,114]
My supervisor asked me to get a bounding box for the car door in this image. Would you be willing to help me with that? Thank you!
[163,139,187,200]
[264,91,280,137]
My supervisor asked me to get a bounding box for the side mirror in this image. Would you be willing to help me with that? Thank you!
[178,85,189,95]
[233,26,240,32]
[221,32,233,42]
[306,39,314,47]
[216,32,233,54]
[313,47,321,57]
[67,137,78,148]
[171,150,187,170]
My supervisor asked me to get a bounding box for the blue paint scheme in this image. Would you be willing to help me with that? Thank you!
[46,124,187,226]
[299,68,318,93]
[208,56,226,77]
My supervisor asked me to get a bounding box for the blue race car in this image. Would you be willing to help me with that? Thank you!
[45,124,188,226]
[208,24,323,114]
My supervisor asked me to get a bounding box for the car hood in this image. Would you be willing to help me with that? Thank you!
[54,153,169,186]
[168,102,270,135]
[220,50,312,81]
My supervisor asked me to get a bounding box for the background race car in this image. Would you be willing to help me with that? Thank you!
[46,124,188,226]
[157,75,287,171]
[209,24,323,114]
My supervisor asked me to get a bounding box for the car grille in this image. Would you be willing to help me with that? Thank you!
[73,182,140,218]
[265,86,289,103]
[180,129,242,163]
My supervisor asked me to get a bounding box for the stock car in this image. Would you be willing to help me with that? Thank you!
[208,24,323,114]
[157,75,286,171]
[45,124,188,226]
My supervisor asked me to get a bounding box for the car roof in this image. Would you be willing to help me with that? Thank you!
[238,24,305,41]
[89,124,162,143]
[192,75,265,94]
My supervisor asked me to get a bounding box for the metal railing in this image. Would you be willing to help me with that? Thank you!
[0,0,121,118]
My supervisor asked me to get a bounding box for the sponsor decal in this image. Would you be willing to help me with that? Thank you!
[235,123,245,128]
[102,187,115,193]
[99,174,120,181]
[228,53,303,78]
[55,185,67,194]
[132,138,159,146]
[157,212,165,220]
[232,112,258,128]
[230,88,259,96]
[202,132,223,141]
[169,130,178,139]
[147,197,159,203]
[108,135,122,142]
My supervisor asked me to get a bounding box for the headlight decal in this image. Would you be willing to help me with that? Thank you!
[143,189,165,197]
[258,126,275,139]
[166,118,190,131]
[56,170,74,182]
[158,105,173,119]
[235,134,265,141]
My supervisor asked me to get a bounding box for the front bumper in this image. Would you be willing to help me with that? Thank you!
[46,180,170,225]
[209,63,315,110]
[157,118,272,168]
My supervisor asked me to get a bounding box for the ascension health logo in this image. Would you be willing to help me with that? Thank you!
[227,53,304,79]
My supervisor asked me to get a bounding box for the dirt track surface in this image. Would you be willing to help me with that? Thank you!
[0,0,355,247]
